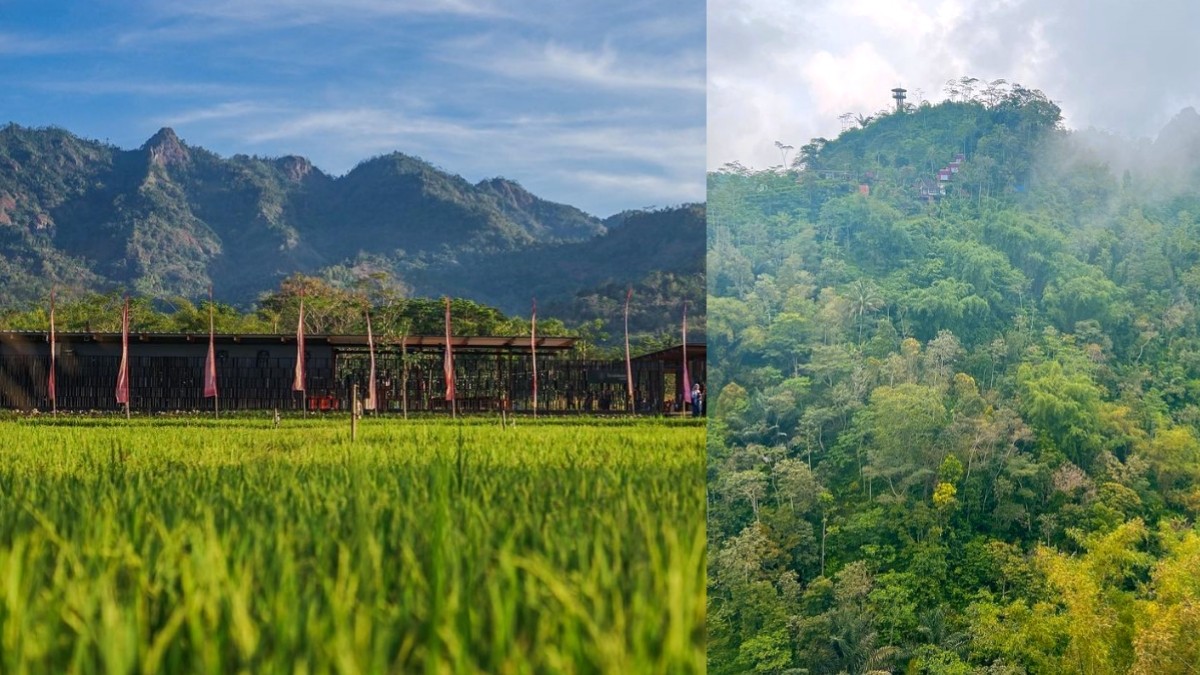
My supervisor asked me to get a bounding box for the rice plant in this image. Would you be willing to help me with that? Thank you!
[0,416,705,674]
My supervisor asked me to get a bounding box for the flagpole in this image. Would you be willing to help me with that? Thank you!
[624,286,634,413]
[126,297,130,419]
[401,334,408,420]
[444,297,456,419]
[211,285,219,419]
[531,297,538,419]
[115,295,132,419]
[681,301,691,414]
[365,308,377,416]
[294,290,307,416]
[49,289,57,415]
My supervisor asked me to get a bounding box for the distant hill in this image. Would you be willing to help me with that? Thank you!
[0,124,702,339]
[410,204,706,338]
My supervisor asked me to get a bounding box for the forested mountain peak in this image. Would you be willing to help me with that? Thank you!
[1150,106,1200,179]
[793,87,1061,207]
[142,127,189,167]
[274,154,316,182]
[1156,105,1200,145]
[348,150,445,178]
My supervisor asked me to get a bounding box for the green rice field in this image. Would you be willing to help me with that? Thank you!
[0,415,705,674]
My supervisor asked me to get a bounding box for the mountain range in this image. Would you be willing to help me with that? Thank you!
[0,124,703,339]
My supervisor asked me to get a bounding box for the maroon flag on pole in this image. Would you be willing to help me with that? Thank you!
[443,297,455,402]
[116,296,130,405]
[48,290,56,411]
[204,287,218,398]
[681,302,692,404]
[293,294,306,392]
[531,297,538,414]
[365,310,377,410]
[624,286,634,407]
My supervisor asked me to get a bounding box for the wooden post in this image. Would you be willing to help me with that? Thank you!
[495,351,503,415]
[401,337,408,420]
[351,383,358,442]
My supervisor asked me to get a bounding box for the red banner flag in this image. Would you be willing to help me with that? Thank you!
[531,297,538,415]
[204,287,218,399]
[48,290,56,412]
[443,297,455,402]
[624,286,634,409]
[681,302,692,405]
[116,296,130,405]
[293,294,306,392]
[365,310,377,411]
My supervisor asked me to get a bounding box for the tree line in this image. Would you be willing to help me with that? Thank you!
[0,273,644,359]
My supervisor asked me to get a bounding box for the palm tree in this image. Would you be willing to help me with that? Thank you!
[849,279,884,342]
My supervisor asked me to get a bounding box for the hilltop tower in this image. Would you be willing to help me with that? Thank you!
[892,87,907,112]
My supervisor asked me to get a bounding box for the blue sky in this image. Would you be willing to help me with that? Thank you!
[1,0,704,217]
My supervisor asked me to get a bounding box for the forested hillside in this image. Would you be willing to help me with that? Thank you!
[0,124,703,342]
[0,125,601,301]
[413,204,706,343]
[708,84,1200,673]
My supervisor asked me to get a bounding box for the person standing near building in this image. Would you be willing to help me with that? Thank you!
[691,382,702,417]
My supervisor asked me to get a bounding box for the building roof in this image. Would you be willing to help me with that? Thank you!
[631,342,706,363]
[0,331,578,351]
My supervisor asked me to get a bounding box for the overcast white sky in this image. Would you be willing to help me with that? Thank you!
[709,0,1200,170]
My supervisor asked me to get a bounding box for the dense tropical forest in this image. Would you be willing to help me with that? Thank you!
[707,80,1200,673]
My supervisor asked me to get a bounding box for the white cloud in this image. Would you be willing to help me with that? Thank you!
[34,79,249,98]
[220,105,701,175]
[536,42,703,92]
[802,43,903,119]
[841,0,934,38]
[163,101,278,126]
[560,169,704,206]
[440,39,704,93]
[548,125,705,168]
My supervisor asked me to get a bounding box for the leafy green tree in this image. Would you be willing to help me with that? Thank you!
[861,383,948,499]
[1017,360,1105,467]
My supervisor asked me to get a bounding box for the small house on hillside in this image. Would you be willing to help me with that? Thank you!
[918,177,944,201]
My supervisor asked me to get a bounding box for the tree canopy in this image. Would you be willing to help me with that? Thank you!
[708,86,1200,673]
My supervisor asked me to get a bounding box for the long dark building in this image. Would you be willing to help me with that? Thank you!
[0,331,706,414]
